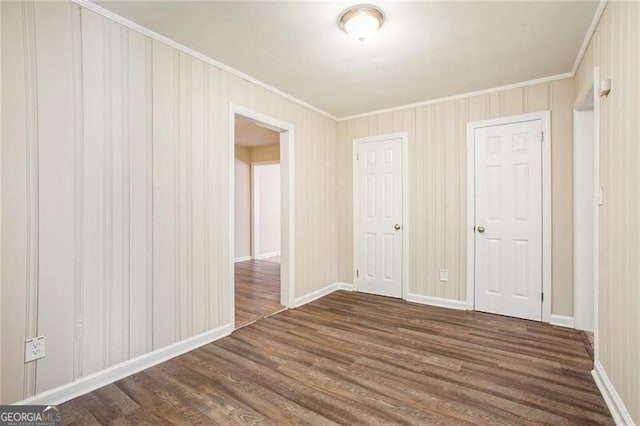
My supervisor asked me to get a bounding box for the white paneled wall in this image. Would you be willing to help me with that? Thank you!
[2,0,82,401]
[2,1,37,401]
[80,10,155,376]
[35,0,81,394]
[151,41,225,348]
[576,2,640,421]
[337,79,575,316]
[1,1,338,403]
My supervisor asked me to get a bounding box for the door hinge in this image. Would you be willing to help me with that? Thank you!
[356,269,359,278]
[541,131,544,142]
[541,292,544,302]
[356,152,359,160]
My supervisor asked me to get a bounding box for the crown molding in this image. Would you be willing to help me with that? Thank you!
[69,0,338,121]
[571,0,608,75]
[70,0,606,123]
[336,72,574,121]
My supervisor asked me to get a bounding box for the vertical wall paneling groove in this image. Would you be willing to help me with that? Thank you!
[191,59,206,336]
[210,68,218,326]
[178,54,187,340]
[203,67,211,330]
[21,0,40,399]
[219,70,230,326]
[102,17,112,370]
[186,55,193,339]
[173,50,181,343]
[145,38,154,354]
[120,26,131,364]
[72,4,84,382]
[212,66,225,329]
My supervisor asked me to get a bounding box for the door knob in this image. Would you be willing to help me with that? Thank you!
[394,224,401,230]
[477,226,485,234]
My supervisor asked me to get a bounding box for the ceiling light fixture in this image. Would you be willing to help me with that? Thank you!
[338,5,385,42]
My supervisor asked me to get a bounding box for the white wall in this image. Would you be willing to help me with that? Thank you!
[1,1,338,404]
[234,143,280,261]
[576,2,640,421]
[81,6,155,377]
[253,163,281,258]
[573,109,594,331]
[234,146,251,259]
[2,0,80,400]
[337,79,576,315]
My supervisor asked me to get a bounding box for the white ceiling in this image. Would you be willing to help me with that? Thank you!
[235,117,280,148]
[96,1,599,118]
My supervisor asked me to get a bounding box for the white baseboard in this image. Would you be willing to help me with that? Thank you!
[17,323,233,406]
[549,314,575,328]
[294,282,354,308]
[234,256,252,263]
[255,251,280,260]
[406,293,468,310]
[592,361,635,425]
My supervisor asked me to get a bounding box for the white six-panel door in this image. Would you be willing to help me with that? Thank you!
[354,137,404,298]
[474,120,543,321]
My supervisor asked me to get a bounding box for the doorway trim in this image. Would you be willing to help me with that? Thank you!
[251,161,281,260]
[229,104,294,329]
[573,66,600,354]
[466,111,551,322]
[352,132,409,299]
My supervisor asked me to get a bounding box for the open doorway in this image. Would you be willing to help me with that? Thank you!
[234,117,283,327]
[231,107,293,329]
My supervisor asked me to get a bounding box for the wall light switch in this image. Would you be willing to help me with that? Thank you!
[439,269,449,282]
[597,185,604,206]
[25,335,46,363]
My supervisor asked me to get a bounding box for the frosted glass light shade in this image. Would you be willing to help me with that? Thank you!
[339,6,384,42]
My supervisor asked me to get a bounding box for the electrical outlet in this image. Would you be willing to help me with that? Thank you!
[439,269,449,282]
[25,335,46,363]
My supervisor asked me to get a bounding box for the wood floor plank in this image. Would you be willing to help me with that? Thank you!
[201,344,381,425]
[235,259,284,328]
[118,372,228,425]
[144,361,262,425]
[61,290,613,425]
[174,349,333,425]
[61,398,100,426]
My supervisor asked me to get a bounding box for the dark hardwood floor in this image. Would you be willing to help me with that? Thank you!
[235,259,284,328]
[60,290,612,425]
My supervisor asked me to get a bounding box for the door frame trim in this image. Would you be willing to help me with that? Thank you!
[229,103,295,330]
[466,111,552,322]
[573,66,600,354]
[352,132,409,299]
